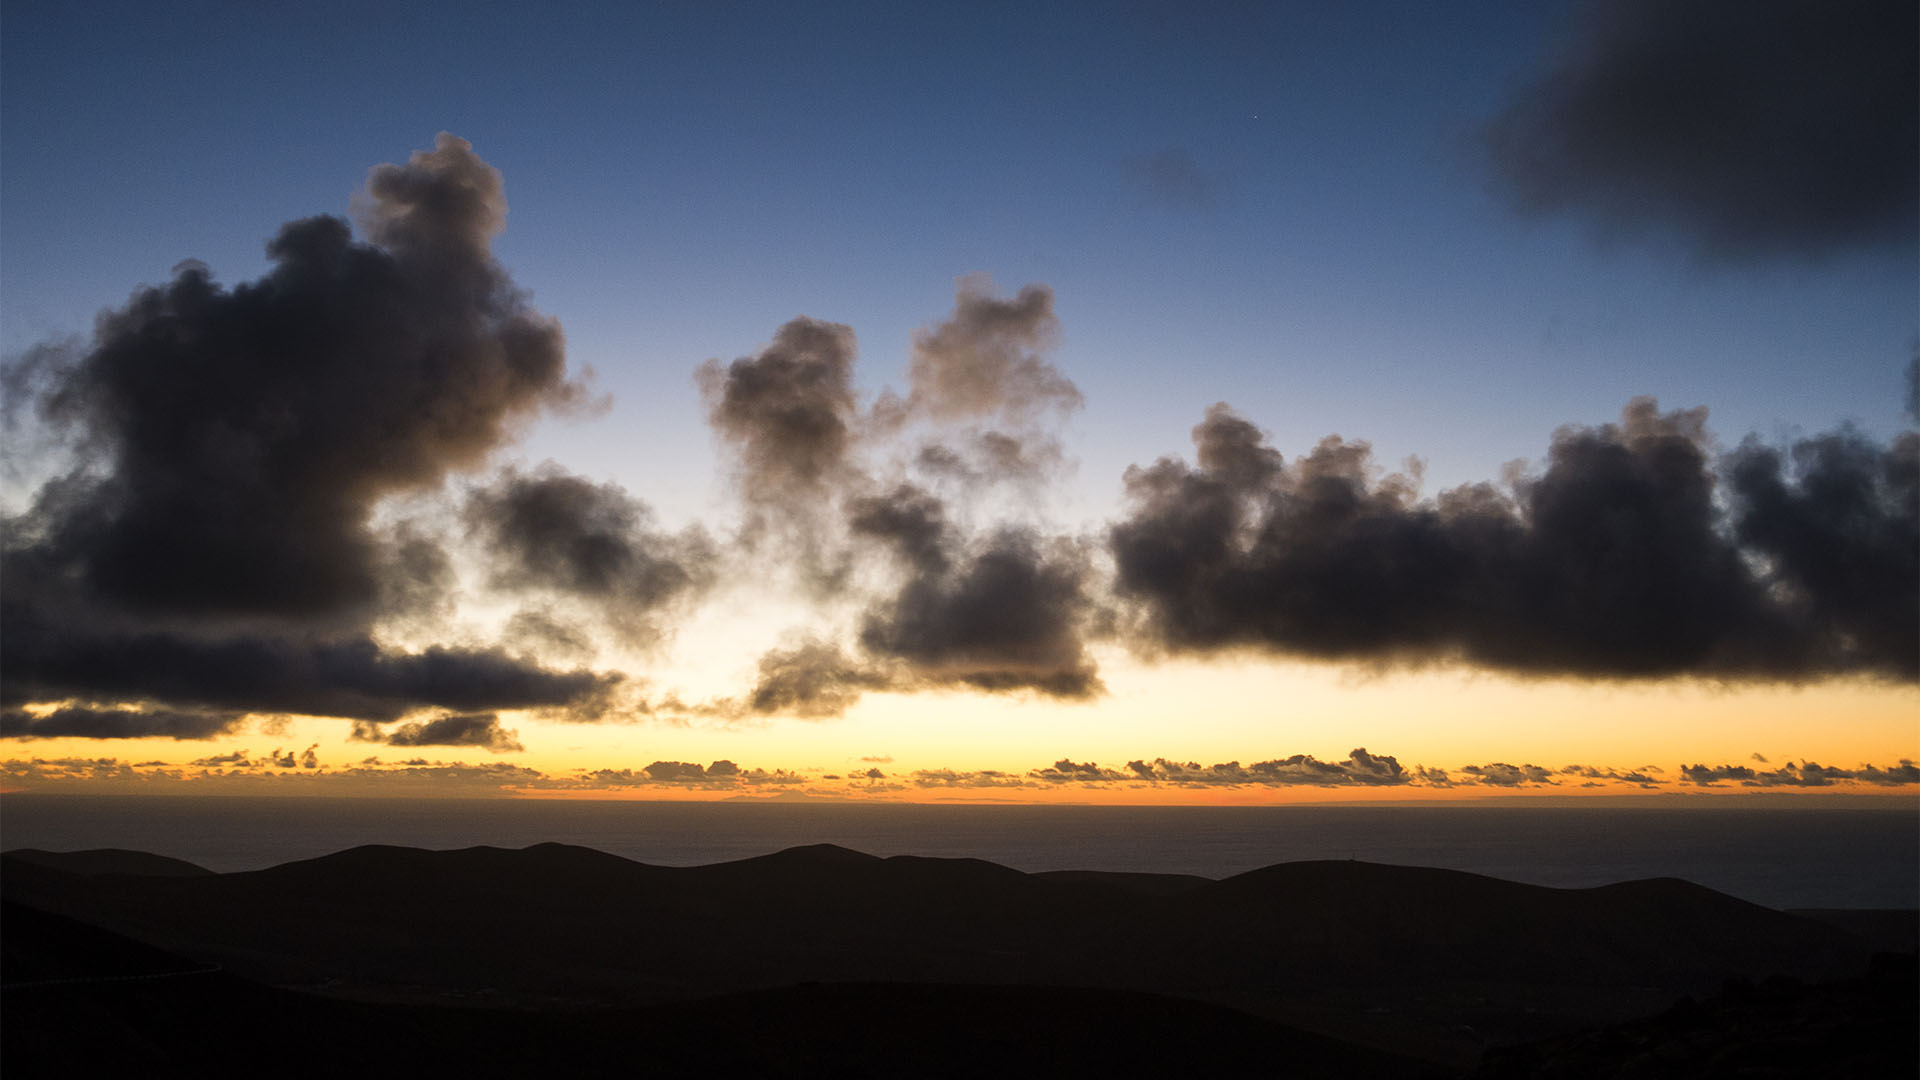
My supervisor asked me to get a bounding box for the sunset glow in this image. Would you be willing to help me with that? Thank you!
[2,1,1914,807]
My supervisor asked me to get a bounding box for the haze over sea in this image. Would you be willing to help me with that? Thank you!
[3,795,1912,911]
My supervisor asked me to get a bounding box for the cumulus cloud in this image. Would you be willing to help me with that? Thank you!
[746,641,898,718]
[0,134,621,738]
[1110,398,1918,682]
[851,487,1101,699]
[1030,759,1127,783]
[465,464,717,648]
[696,317,862,570]
[566,760,805,788]
[1561,764,1661,787]
[1483,0,1918,261]
[1681,760,1920,787]
[885,275,1078,426]
[1723,429,1920,676]
[714,278,1102,716]
[1031,749,1415,788]
[1457,762,1558,787]
[910,767,1027,789]
[6,133,579,621]
[351,712,524,753]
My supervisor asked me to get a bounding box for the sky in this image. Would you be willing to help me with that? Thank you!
[1,0,1915,803]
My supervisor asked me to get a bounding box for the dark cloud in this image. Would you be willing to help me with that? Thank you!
[1125,149,1221,210]
[0,615,616,723]
[1110,398,1918,682]
[1855,762,1920,786]
[352,713,524,753]
[706,280,1097,716]
[696,317,862,564]
[852,485,1101,699]
[561,761,804,789]
[747,641,898,718]
[910,767,1027,789]
[0,135,621,736]
[6,132,579,621]
[465,464,716,648]
[1723,429,1920,676]
[1561,765,1661,786]
[1457,763,1557,787]
[646,761,711,782]
[1681,760,1920,787]
[1483,0,1918,261]
[1030,759,1124,783]
[0,705,243,741]
[1095,749,1413,788]
[502,606,600,662]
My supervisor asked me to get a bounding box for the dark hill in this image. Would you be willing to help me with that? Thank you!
[0,844,1887,1069]
[1,901,212,984]
[3,848,213,877]
[1095,861,1863,991]
[1472,953,1919,1079]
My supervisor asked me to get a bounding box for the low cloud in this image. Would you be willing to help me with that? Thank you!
[1030,749,1418,788]
[1125,748,1413,787]
[565,760,804,789]
[851,489,1102,700]
[1681,760,1920,787]
[0,623,619,726]
[746,641,899,719]
[465,464,717,649]
[1561,764,1661,787]
[0,705,243,741]
[910,768,1027,790]
[351,713,524,753]
[1457,763,1558,788]
[1110,398,1918,682]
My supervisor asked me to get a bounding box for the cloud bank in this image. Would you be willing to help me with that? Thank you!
[1110,399,1917,682]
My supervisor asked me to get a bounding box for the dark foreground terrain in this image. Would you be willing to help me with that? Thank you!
[3,844,1911,1077]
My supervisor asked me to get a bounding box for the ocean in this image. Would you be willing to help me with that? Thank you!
[2,795,1913,911]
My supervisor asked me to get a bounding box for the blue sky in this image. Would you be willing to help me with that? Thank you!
[6,0,1910,525]
[1,0,1914,794]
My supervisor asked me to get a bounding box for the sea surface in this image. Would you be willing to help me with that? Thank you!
[2,795,1914,910]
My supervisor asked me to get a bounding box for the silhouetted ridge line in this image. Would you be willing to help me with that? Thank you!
[0,842,1886,1070]
[1,848,213,878]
